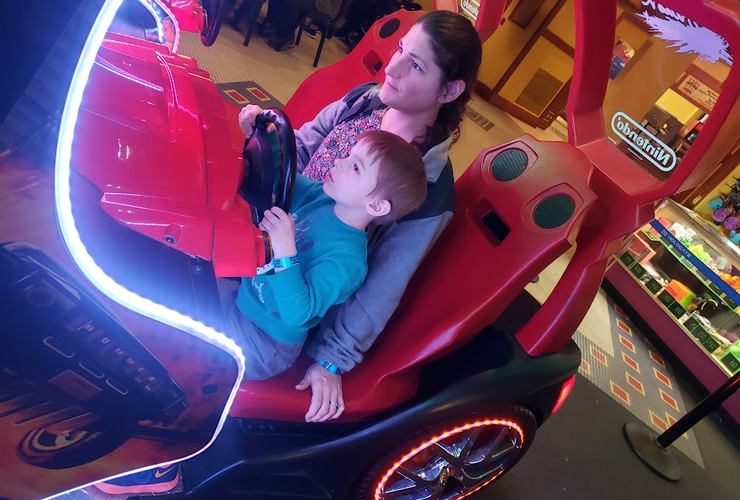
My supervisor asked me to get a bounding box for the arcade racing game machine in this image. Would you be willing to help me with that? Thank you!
[1,0,739,499]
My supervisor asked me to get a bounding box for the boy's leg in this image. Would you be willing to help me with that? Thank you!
[219,280,302,381]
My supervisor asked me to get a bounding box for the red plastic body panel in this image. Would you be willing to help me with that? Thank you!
[516,0,740,356]
[73,33,266,277]
[232,136,596,421]
[162,0,203,33]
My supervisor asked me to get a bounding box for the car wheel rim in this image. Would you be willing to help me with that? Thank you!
[374,419,527,500]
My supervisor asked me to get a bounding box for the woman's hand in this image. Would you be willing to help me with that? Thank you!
[295,363,345,422]
[238,104,264,137]
[259,207,296,259]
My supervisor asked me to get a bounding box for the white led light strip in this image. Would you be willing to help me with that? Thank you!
[50,0,244,497]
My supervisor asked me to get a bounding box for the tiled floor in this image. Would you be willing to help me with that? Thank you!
[574,298,703,467]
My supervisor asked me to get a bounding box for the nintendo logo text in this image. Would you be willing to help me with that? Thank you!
[611,112,677,171]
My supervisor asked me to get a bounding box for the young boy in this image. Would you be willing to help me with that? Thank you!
[226,129,427,381]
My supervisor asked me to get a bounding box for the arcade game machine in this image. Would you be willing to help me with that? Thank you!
[0,0,739,499]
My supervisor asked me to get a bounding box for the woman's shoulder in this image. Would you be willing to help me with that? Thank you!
[342,82,381,104]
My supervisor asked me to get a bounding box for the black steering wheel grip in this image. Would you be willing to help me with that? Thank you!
[200,0,225,46]
[240,108,298,220]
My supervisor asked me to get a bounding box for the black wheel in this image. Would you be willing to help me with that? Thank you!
[201,0,225,46]
[358,406,537,500]
[17,421,132,469]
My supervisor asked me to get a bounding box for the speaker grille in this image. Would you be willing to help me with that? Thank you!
[533,194,575,229]
[490,149,528,181]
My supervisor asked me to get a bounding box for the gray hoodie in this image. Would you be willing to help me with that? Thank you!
[296,83,456,372]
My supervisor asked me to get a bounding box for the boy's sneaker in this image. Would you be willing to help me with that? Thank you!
[94,464,179,495]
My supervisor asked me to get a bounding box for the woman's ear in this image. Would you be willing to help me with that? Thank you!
[438,79,465,104]
[366,199,392,218]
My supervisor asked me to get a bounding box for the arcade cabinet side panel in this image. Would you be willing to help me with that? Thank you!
[0,1,242,499]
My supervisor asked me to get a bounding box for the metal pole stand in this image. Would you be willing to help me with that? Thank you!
[623,369,740,482]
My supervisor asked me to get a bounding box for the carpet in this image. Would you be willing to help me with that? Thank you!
[216,81,283,109]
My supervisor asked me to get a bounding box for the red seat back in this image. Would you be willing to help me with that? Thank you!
[283,9,424,129]
[231,136,596,421]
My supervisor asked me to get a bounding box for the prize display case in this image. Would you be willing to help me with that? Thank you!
[606,198,740,426]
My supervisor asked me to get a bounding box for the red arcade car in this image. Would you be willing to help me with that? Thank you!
[2,0,740,499]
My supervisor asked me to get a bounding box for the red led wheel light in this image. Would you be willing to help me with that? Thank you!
[373,418,526,500]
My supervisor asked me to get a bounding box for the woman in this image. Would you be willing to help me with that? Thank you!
[239,10,482,423]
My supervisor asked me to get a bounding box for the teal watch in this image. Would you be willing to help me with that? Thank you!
[318,360,342,375]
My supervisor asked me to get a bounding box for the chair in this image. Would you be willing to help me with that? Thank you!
[241,0,267,47]
[295,0,352,67]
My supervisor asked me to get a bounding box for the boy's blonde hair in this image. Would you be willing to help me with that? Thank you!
[355,130,427,224]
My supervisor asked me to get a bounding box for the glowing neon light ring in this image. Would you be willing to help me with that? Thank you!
[51,0,244,496]
[373,418,526,500]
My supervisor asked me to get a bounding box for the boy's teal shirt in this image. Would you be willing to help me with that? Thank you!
[235,130,368,345]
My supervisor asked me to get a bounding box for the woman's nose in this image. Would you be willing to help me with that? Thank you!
[385,54,402,77]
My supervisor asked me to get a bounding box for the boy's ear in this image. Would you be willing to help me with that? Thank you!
[438,79,465,104]
[366,199,391,218]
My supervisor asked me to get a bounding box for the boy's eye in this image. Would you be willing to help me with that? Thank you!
[353,164,360,173]
[413,63,422,72]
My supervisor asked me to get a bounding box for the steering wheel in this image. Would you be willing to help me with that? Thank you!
[200,0,225,46]
[240,108,298,223]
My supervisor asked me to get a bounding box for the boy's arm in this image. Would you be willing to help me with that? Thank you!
[266,257,367,330]
[305,214,452,372]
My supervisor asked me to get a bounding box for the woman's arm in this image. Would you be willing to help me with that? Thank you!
[305,213,453,370]
[293,99,351,171]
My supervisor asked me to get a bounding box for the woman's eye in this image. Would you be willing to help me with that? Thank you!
[413,63,422,72]
[353,164,360,173]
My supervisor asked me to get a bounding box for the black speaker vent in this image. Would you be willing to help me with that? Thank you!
[490,149,528,181]
[379,19,401,38]
[533,194,575,229]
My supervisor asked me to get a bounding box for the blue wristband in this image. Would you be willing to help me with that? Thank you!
[272,254,299,269]
[317,360,342,375]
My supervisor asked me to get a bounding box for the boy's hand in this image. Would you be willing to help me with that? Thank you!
[238,104,264,137]
[259,207,296,259]
[295,363,345,422]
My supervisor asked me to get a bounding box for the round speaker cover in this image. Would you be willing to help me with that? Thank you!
[379,19,401,38]
[533,194,575,229]
[490,149,528,181]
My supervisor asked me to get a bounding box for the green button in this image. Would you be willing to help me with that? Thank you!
[693,326,709,343]
[620,252,635,266]
[658,290,675,308]
[668,302,686,319]
[683,316,699,332]
[721,352,740,373]
[630,263,646,279]
[645,278,662,295]
[703,337,720,354]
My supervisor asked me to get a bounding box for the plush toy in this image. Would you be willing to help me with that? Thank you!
[713,207,729,222]
[709,197,725,209]
[725,217,740,231]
